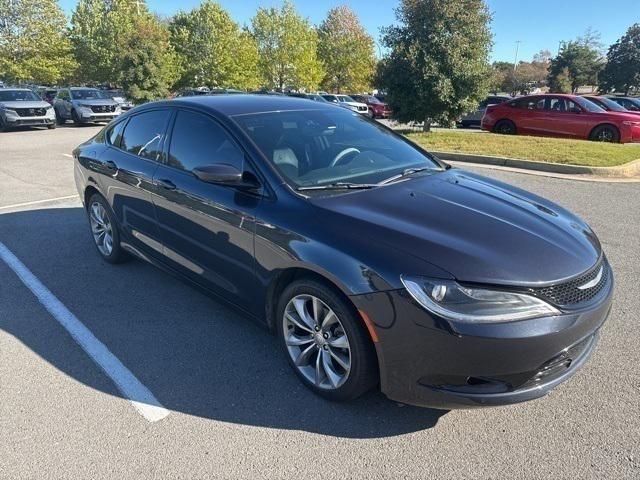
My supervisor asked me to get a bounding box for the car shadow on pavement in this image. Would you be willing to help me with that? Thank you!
[0,207,446,438]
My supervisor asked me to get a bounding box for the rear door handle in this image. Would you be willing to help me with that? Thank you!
[157,178,176,190]
[104,160,118,170]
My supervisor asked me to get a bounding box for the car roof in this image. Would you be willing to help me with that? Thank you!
[170,94,338,116]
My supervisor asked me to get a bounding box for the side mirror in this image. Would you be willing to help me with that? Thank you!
[193,164,260,190]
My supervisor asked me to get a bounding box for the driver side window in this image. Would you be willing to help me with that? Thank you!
[168,110,244,173]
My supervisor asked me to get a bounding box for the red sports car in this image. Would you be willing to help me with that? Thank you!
[482,94,640,143]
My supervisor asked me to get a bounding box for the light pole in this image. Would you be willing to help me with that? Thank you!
[513,41,522,71]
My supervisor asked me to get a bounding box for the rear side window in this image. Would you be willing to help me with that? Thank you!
[107,121,126,147]
[121,110,171,161]
[167,110,244,172]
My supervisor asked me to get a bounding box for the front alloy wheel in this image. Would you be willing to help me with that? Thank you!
[277,280,378,402]
[283,294,351,390]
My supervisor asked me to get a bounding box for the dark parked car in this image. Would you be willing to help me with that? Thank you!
[582,95,640,115]
[482,94,640,143]
[350,94,391,119]
[607,96,640,112]
[286,92,328,103]
[459,95,511,128]
[73,95,613,409]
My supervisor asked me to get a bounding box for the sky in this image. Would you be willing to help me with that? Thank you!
[59,0,639,62]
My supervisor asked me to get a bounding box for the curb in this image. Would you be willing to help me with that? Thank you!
[431,151,640,179]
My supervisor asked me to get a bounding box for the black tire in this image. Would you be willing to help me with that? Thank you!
[276,279,378,402]
[47,123,56,130]
[86,193,130,264]
[71,109,82,125]
[493,119,516,135]
[589,124,620,143]
[55,110,65,125]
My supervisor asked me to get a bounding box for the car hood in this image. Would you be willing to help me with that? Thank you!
[72,99,118,106]
[0,100,50,109]
[310,169,601,286]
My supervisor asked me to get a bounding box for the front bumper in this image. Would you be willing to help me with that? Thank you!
[76,108,120,123]
[2,112,55,127]
[351,271,613,409]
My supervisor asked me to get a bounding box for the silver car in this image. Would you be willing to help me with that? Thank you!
[54,87,121,125]
[459,95,511,128]
[321,94,369,115]
[0,88,57,131]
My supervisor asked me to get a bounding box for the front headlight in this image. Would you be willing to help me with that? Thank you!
[401,276,560,323]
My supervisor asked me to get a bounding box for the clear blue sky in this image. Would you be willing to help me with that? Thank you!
[60,0,639,62]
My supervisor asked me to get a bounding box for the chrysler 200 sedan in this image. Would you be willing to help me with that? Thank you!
[73,95,613,409]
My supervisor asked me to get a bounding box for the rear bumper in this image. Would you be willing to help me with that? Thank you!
[350,269,613,409]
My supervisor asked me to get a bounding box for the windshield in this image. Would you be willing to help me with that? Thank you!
[107,90,125,98]
[337,95,355,103]
[573,96,606,113]
[367,96,382,104]
[0,90,41,102]
[71,89,108,100]
[234,109,440,188]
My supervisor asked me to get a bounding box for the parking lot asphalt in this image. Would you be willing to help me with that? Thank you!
[1,125,639,479]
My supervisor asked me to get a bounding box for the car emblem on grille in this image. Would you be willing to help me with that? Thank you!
[29,109,34,114]
[577,267,603,290]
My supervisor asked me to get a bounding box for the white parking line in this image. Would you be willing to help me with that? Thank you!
[0,241,170,422]
[0,195,79,212]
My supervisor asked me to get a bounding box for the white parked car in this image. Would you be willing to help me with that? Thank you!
[321,94,369,115]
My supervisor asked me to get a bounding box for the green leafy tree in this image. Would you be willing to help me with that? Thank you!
[317,5,376,93]
[548,33,603,93]
[0,0,76,84]
[251,0,324,91]
[548,67,572,93]
[169,1,259,90]
[69,0,142,84]
[599,24,640,95]
[375,0,493,131]
[118,15,179,104]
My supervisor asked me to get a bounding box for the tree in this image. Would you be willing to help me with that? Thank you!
[251,0,324,91]
[317,5,376,93]
[0,0,76,84]
[548,31,603,93]
[375,0,492,131]
[169,1,259,90]
[69,0,142,84]
[599,24,640,95]
[118,15,179,104]
[548,67,572,94]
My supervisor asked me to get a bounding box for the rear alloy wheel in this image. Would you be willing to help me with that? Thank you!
[87,194,129,264]
[493,119,516,135]
[277,280,378,401]
[590,125,620,143]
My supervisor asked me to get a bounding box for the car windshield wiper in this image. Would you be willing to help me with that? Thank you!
[297,182,378,191]
[377,166,444,186]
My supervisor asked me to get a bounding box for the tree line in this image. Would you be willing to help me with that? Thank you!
[0,0,376,103]
[490,25,640,96]
[1,0,639,129]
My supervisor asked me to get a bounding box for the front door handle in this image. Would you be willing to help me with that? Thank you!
[157,178,176,190]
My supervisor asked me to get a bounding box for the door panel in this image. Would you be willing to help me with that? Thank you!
[98,109,172,258]
[152,109,262,311]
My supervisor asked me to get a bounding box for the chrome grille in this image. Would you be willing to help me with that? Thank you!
[528,258,609,307]
[90,105,116,113]
[15,108,46,117]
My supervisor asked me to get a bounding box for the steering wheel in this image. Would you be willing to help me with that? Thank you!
[330,148,361,167]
